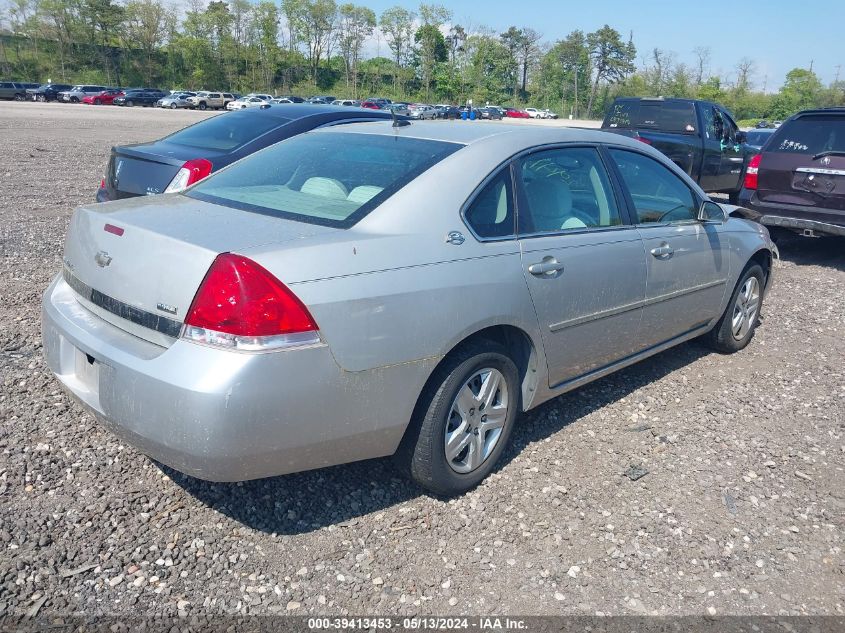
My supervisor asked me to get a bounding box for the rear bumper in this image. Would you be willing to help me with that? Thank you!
[41,275,421,481]
[739,189,845,236]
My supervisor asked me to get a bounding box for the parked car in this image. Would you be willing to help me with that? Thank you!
[47,122,777,495]
[756,120,772,129]
[275,95,305,103]
[738,108,845,237]
[524,107,544,119]
[409,104,437,120]
[96,104,397,202]
[307,95,336,104]
[59,85,108,103]
[331,99,360,107]
[82,89,125,106]
[27,83,73,102]
[478,107,503,120]
[114,89,168,107]
[437,105,461,119]
[387,103,410,116]
[187,91,227,110]
[245,93,273,102]
[226,96,270,110]
[0,81,40,100]
[602,97,755,203]
[744,128,775,152]
[360,101,383,110]
[505,108,530,118]
[157,92,195,109]
[542,109,559,119]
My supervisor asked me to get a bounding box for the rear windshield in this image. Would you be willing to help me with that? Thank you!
[767,114,845,155]
[604,100,698,133]
[188,132,462,228]
[164,110,290,152]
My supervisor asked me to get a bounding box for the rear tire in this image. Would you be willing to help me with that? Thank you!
[394,341,520,496]
[125,100,133,107]
[199,102,207,111]
[94,98,102,105]
[704,263,765,353]
[14,94,23,101]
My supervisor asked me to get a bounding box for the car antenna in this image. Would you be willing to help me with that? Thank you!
[391,108,410,128]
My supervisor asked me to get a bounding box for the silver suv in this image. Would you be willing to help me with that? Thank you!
[59,85,108,103]
[187,91,226,110]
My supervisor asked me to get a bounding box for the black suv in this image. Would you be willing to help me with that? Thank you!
[27,83,73,102]
[739,108,845,237]
[114,89,168,107]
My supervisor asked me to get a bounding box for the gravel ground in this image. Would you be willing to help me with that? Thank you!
[0,102,843,618]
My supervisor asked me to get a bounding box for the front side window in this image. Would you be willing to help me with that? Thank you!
[189,132,461,227]
[464,168,515,239]
[609,149,697,224]
[517,147,621,234]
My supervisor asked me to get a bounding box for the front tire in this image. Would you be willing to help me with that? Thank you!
[704,263,765,353]
[395,341,520,496]
[199,102,207,111]
[125,100,133,107]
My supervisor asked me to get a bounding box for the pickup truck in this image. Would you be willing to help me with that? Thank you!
[187,91,228,110]
[602,97,755,203]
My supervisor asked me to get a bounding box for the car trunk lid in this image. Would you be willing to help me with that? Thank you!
[105,142,227,199]
[62,195,338,347]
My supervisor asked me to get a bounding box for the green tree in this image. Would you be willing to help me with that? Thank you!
[379,5,414,92]
[337,3,375,95]
[769,68,824,119]
[123,0,174,86]
[586,25,635,117]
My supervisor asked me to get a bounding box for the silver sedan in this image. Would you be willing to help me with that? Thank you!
[42,122,777,495]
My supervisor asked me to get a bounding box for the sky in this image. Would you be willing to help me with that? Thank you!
[361,0,844,91]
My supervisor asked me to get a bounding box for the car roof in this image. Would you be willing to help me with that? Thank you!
[315,120,650,150]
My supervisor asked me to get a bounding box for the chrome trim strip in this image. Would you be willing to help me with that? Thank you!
[62,267,182,338]
[548,278,726,332]
[795,167,845,176]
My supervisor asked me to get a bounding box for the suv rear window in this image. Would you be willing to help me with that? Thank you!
[188,132,461,228]
[767,114,845,155]
[604,100,698,133]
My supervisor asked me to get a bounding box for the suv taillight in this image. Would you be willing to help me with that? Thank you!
[183,253,319,351]
[745,154,762,190]
[163,158,213,193]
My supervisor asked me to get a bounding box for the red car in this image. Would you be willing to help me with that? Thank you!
[360,101,382,109]
[505,108,530,119]
[82,89,124,105]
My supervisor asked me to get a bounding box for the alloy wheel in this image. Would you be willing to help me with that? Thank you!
[731,276,760,340]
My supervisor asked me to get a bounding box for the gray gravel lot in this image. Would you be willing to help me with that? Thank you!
[0,102,843,618]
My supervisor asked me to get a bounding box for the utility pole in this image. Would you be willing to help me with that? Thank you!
[809,59,814,72]
[835,65,842,83]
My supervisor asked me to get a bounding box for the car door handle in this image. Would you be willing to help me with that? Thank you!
[650,244,674,258]
[528,258,565,275]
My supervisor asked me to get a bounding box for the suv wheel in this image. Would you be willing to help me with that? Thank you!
[125,100,133,107]
[198,102,207,110]
[170,103,177,109]
[704,263,765,353]
[13,94,23,101]
[394,341,520,496]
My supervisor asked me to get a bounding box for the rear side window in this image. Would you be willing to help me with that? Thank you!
[768,115,845,155]
[604,100,697,133]
[464,168,515,238]
[189,132,461,228]
[518,147,621,234]
[164,110,290,151]
[610,149,698,224]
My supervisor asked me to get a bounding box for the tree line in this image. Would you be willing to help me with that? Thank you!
[1,0,843,119]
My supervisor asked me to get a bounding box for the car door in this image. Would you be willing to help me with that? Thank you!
[698,104,723,191]
[607,147,730,348]
[515,146,648,387]
[716,109,745,191]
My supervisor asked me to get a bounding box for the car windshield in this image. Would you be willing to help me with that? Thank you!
[767,115,845,155]
[164,110,290,151]
[188,132,462,228]
[604,100,698,133]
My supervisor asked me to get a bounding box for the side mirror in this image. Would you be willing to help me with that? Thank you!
[698,200,727,223]
[735,131,748,144]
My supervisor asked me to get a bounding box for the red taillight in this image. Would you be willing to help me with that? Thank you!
[183,254,318,351]
[635,135,652,145]
[745,154,762,190]
[99,178,106,189]
[163,158,213,194]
